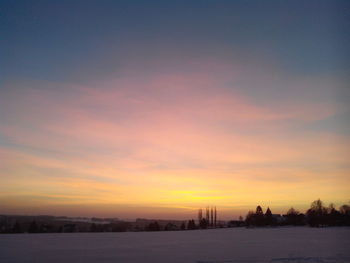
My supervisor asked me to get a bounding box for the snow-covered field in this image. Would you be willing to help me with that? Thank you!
[0,227,349,263]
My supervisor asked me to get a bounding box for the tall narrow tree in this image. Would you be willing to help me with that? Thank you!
[198,208,203,224]
[214,207,217,227]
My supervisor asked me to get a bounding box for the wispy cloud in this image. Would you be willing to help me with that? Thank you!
[0,56,349,218]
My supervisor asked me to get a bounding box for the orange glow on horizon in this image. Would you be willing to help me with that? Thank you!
[1,57,349,220]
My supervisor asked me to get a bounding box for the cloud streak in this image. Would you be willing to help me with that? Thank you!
[0,55,349,219]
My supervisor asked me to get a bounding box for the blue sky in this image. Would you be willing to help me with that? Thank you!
[2,0,349,82]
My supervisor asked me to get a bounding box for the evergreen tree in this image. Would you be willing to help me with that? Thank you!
[199,218,208,229]
[265,207,273,225]
[256,206,264,215]
[255,206,265,226]
[265,207,272,216]
[187,219,196,230]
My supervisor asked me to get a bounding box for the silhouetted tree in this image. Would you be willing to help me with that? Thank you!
[39,223,54,233]
[147,221,160,231]
[286,207,299,224]
[164,223,177,231]
[265,207,272,216]
[256,206,263,215]
[12,221,22,233]
[287,207,298,215]
[255,206,265,226]
[306,199,327,227]
[187,219,196,230]
[286,207,305,225]
[90,223,98,232]
[199,218,208,229]
[62,224,76,233]
[339,204,350,215]
[111,222,130,232]
[245,211,255,227]
[339,204,350,225]
[325,203,340,226]
[245,206,277,226]
[265,207,274,225]
[180,222,186,230]
[28,221,39,233]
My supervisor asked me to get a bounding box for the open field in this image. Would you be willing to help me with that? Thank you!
[0,227,349,263]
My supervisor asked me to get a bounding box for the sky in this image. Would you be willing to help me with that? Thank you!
[1,0,349,220]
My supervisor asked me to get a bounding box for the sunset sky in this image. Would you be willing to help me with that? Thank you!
[1,0,349,220]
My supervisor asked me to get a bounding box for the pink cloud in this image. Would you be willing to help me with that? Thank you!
[0,56,349,217]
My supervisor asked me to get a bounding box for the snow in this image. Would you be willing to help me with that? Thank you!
[0,227,349,263]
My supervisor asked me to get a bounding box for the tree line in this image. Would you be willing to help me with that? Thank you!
[1,199,349,233]
[244,199,350,227]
